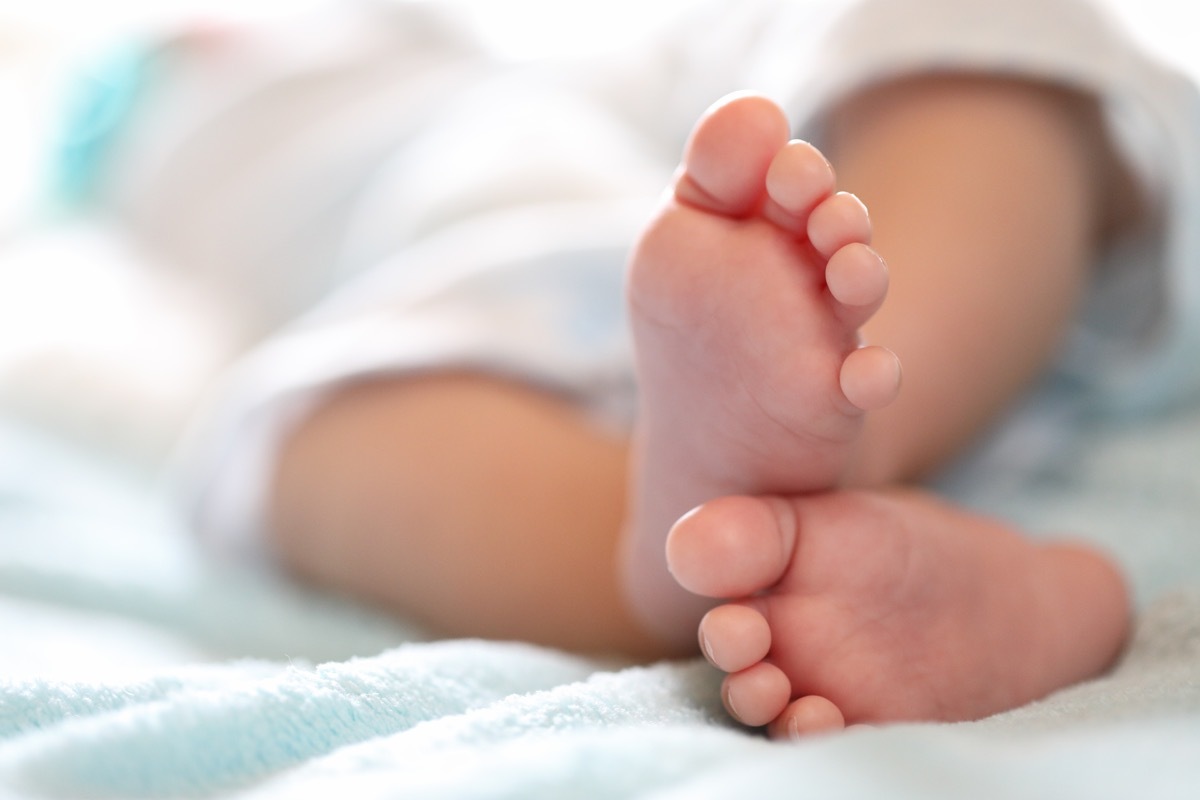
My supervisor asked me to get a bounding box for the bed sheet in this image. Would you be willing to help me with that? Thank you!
[3,393,1200,798]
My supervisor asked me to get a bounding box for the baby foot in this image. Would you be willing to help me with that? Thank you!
[667,489,1130,735]
[622,93,899,646]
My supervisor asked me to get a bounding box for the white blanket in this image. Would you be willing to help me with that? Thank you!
[2,394,1200,799]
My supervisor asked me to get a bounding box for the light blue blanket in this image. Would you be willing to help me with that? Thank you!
[2,404,1200,799]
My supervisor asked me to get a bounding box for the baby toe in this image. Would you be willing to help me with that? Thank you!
[767,695,846,740]
[699,604,772,673]
[826,242,888,322]
[808,192,871,258]
[724,662,792,727]
[839,345,902,411]
[763,139,836,233]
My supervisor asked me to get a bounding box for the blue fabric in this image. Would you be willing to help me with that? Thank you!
[53,44,153,208]
[3,402,1200,798]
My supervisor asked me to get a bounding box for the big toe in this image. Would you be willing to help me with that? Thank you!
[675,93,791,217]
[666,495,797,599]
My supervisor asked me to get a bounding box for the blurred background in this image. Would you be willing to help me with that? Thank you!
[0,0,699,468]
[0,0,1193,470]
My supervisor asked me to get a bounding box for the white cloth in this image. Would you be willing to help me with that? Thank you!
[155,0,1200,557]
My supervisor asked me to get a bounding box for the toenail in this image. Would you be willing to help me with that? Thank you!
[699,628,716,665]
[787,716,802,741]
[723,684,741,721]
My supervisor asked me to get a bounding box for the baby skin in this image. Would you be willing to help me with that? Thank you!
[623,93,1130,737]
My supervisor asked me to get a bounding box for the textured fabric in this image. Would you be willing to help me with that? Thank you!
[3,397,1200,797]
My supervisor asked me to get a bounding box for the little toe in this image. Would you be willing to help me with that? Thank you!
[808,192,871,258]
[675,93,791,217]
[826,243,888,325]
[699,604,772,673]
[666,495,797,599]
[767,695,846,740]
[840,346,902,411]
[724,662,792,727]
[762,139,836,233]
